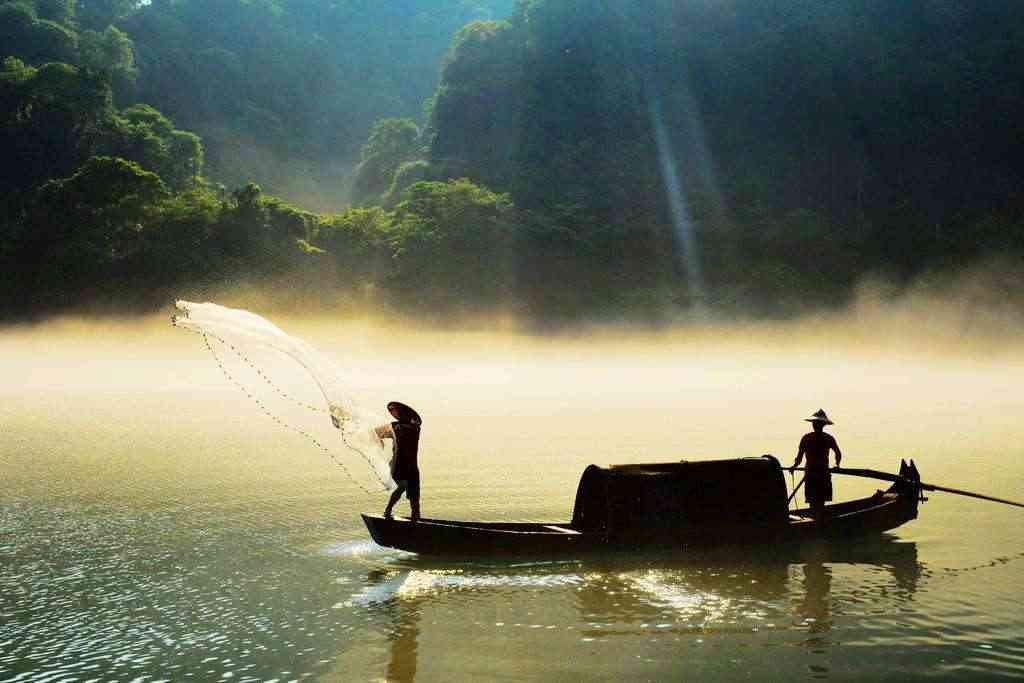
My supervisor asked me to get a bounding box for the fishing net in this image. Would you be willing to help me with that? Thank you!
[171,300,394,493]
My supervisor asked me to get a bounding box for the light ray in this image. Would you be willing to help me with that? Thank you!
[648,90,707,314]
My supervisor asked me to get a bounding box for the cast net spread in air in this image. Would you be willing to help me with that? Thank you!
[171,300,394,493]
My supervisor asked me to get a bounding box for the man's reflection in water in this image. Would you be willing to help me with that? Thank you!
[798,559,833,636]
[793,539,922,649]
[385,603,420,683]
[364,569,421,683]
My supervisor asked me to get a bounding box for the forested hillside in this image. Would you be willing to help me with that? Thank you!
[2,0,1023,323]
[411,0,1024,314]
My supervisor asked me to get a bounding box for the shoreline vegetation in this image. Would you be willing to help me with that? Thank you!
[2,1,1023,325]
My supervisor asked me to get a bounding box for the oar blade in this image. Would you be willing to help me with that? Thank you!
[922,483,1024,509]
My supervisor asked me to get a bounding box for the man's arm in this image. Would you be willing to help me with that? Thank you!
[832,438,842,468]
[791,445,805,471]
[374,424,393,449]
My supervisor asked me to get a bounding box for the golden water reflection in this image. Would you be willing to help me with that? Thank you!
[4,317,1020,680]
[356,538,923,680]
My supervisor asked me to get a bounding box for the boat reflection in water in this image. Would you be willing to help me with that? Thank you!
[572,538,921,642]
[347,537,922,681]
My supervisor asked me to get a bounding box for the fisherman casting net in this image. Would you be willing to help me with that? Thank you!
[172,300,394,493]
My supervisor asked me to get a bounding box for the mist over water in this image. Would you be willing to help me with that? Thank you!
[3,304,1024,680]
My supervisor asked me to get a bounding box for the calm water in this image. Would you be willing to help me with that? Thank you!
[3,318,1024,681]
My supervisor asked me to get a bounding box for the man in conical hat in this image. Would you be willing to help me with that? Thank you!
[376,401,423,522]
[790,409,843,520]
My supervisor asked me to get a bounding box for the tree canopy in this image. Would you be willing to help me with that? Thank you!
[1,0,1023,324]
[412,0,1024,314]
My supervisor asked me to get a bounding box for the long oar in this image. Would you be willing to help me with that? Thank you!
[790,466,1024,509]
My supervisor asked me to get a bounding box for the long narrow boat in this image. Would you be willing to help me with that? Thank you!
[362,456,925,556]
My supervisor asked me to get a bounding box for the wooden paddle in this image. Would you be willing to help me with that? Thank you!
[790,466,1024,509]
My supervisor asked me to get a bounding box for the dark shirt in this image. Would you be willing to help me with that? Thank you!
[390,421,420,479]
[799,431,838,470]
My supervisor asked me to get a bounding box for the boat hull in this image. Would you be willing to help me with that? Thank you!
[361,490,919,556]
[361,515,606,555]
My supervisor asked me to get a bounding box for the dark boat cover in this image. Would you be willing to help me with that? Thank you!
[571,456,790,532]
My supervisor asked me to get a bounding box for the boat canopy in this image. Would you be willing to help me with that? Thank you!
[570,456,790,531]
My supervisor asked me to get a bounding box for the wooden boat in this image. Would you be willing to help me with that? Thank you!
[361,456,925,556]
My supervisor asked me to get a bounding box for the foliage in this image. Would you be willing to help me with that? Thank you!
[103,103,204,191]
[349,118,421,205]
[0,60,202,201]
[419,0,1024,315]
[37,0,75,23]
[116,0,518,195]
[2,0,1024,323]
[24,156,167,306]
[386,178,519,311]
[0,60,113,198]
[317,206,393,292]
[75,0,140,31]
[79,25,137,91]
[0,3,78,64]
[383,160,433,207]
[0,0,139,102]
[429,18,524,189]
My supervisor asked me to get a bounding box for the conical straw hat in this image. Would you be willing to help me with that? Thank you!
[387,401,422,425]
[804,409,834,425]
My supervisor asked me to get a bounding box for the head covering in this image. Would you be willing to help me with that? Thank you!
[805,409,834,425]
[387,401,421,426]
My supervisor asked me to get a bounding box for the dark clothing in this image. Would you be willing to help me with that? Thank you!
[799,431,839,505]
[395,471,421,500]
[804,467,833,504]
[381,409,423,521]
[389,421,420,481]
[799,431,838,470]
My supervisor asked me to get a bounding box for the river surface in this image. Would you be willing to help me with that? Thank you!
[3,316,1024,681]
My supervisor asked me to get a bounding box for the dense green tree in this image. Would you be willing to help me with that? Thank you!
[383,160,433,206]
[420,0,1024,315]
[79,25,137,91]
[0,3,78,64]
[103,103,203,191]
[350,118,421,205]
[24,155,167,306]
[75,0,139,31]
[37,0,75,23]
[0,60,112,197]
[0,59,200,200]
[3,0,1024,322]
[428,19,524,189]
[0,0,139,100]
[117,0,516,199]
[317,206,392,294]
[386,178,520,312]
[130,183,226,293]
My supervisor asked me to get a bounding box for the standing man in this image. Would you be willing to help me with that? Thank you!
[790,409,842,520]
[376,401,422,522]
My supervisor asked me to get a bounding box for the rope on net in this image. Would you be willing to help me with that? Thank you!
[172,303,392,492]
[202,332,382,495]
[174,317,387,494]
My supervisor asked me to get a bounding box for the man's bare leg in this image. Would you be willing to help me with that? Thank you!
[384,483,406,519]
